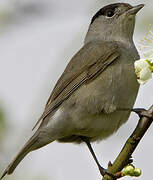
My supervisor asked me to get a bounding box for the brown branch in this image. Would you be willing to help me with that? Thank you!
[102,105,153,180]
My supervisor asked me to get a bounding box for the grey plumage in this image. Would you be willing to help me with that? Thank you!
[1,3,144,179]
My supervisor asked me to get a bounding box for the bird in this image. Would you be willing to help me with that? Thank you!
[1,3,144,179]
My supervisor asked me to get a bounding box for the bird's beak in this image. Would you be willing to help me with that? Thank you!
[127,4,145,15]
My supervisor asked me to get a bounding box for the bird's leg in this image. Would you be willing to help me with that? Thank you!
[118,108,153,121]
[132,108,153,120]
[80,136,116,179]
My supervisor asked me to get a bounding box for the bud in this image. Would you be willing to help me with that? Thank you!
[122,164,135,176]
[133,168,142,177]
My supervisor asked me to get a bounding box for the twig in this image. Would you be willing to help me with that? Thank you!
[102,105,153,180]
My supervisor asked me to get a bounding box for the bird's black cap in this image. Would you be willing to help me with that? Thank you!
[91,3,132,24]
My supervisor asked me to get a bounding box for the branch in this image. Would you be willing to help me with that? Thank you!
[103,105,153,180]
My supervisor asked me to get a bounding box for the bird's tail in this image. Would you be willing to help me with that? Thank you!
[0,131,43,180]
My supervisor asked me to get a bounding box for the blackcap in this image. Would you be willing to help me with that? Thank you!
[1,3,144,179]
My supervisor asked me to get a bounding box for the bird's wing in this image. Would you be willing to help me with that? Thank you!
[32,41,119,130]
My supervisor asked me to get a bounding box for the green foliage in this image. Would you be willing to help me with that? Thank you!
[32,175,48,180]
[0,107,6,140]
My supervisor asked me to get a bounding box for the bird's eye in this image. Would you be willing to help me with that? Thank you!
[106,10,114,17]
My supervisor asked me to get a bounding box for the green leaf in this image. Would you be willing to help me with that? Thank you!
[0,107,6,140]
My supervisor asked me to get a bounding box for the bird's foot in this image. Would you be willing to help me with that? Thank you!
[99,166,117,179]
[132,108,153,120]
[127,157,133,165]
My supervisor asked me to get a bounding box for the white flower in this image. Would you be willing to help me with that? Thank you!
[143,50,153,63]
[134,59,152,85]
[136,24,153,85]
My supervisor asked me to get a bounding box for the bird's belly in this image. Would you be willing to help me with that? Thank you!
[68,61,139,141]
[75,110,130,141]
[49,61,139,143]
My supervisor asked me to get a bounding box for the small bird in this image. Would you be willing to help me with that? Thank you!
[1,3,144,179]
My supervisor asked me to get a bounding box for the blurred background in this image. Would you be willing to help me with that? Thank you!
[0,0,153,180]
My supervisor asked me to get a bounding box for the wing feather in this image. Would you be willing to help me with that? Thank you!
[32,41,119,130]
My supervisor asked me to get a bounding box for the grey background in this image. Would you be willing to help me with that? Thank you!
[0,0,153,180]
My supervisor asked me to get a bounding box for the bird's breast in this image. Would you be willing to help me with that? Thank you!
[67,58,139,141]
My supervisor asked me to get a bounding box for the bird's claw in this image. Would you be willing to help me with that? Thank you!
[99,166,117,179]
[127,157,133,164]
[132,108,153,120]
